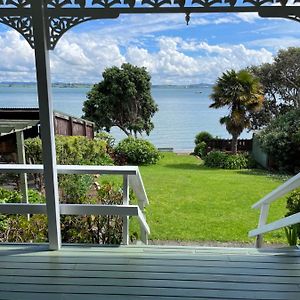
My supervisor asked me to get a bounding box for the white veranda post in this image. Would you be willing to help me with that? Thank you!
[32,0,61,250]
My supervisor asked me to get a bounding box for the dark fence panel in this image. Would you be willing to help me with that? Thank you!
[207,139,252,152]
[54,112,94,139]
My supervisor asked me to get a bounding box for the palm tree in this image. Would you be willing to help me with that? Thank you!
[210,70,264,154]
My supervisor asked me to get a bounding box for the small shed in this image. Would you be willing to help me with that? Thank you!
[0,108,94,161]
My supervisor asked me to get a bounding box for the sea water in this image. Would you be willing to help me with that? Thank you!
[0,85,250,151]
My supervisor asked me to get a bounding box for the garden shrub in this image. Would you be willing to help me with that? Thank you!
[257,109,300,173]
[25,136,113,203]
[95,132,115,152]
[285,190,300,241]
[194,141,208,158]
[194,131,213,158]
[204,151,251,169]
[204,151,228,168]
[0,188,22,203]
[194,131,213,145]
[25,135,113,166]
[0,188,46,242]
[115,137,160,165]
[0,183,125,245]
[222,153,249,169]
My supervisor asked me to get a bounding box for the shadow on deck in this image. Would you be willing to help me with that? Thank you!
[0,244,299,299]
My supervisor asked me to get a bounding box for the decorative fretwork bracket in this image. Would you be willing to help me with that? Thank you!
[0,0,299,49]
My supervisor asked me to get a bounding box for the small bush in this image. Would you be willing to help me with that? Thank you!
[285,190,300,240]
[115,138,160,165]
[257,109,300,173]
[204,151,228,168]
[194,131,213,145]
[204,151,250,169]
[25,136,113,201]
[0,183,125,245]
[194,141,208,158]
[95,132,115,152]
[222,153,249,169]
[0,188,22,203]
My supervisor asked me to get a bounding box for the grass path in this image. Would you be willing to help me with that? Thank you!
[135,153,288,244]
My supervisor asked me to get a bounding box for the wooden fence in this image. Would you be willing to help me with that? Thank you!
[207,139,252,152]
[54,111,94,139]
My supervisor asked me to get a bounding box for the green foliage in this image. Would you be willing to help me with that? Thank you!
[194,131,213,145]
[0,188,46,242]
[257,109,300,172]
[28,189,45,203]
[95,132,115,152]
[204,151,228,168]
[222,153,249,170]
[249,47,300,129]
[204,151,249,169]
[61,182,123,244]
[210,69,264,153]
[284,225,298,246]
[0,188,22,203]
[194,141,208,158]
[285,189,300,242]
[0,183,124,245]
[59,175,94,204]
[82,63,158,137]
[24,138,43,164]
[54,135,112,165]
[115,137,160,165]
[25,135,112,165]
[25,136,113,202]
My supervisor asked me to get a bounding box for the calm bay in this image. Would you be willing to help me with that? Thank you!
[0,85,250,150]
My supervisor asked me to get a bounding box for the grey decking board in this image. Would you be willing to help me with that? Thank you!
[0,284,299,300]
[1,260,300,272]
[1,267,300,281]
[0,275,299,292]
[0,269,300,285]
[1,252,300,265]
[0,292,280,300]
[0,245,299,300]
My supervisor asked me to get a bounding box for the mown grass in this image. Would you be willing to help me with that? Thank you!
[103,153,289,244]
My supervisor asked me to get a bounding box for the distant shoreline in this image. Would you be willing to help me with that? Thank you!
[0,82,213,89]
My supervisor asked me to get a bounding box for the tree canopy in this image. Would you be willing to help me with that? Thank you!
[210,70,264,153]
[82,63,158,137]
[257,109,300,173]
[249,47,300,130]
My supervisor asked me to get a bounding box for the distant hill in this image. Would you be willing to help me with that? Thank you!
[0,82,212,89]
[152,83,213,89]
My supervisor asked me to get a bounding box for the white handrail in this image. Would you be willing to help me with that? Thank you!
[249,171,300,247]
[0,164,150,244]
[252,172,300,209]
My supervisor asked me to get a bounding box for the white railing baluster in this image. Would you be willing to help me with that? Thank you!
[0,164,150,247]
[255,204,270,248]
[249,172,300,247]
[122,175,130,245]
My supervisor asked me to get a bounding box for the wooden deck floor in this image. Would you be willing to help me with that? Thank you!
[0,245,299,299]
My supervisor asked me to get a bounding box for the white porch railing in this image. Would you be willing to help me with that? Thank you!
[249,172,300,247]
[0,164,150,245]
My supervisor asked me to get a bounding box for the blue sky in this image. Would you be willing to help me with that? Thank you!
[0,11,299,84]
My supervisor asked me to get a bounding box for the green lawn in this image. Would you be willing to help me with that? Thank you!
[132,153,288,245]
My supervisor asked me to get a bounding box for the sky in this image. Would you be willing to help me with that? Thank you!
[0,10,299,85]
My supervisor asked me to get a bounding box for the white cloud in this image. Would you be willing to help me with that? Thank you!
[0,23,293,85]
[247,37,300,50]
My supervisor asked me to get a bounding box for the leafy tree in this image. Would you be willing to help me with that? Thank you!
[257,109,300,173]
[210,70,264,153]
[82,63,158,137]
[249,47,300,129]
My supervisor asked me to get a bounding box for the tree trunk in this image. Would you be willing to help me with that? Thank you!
[231,134,238,154]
